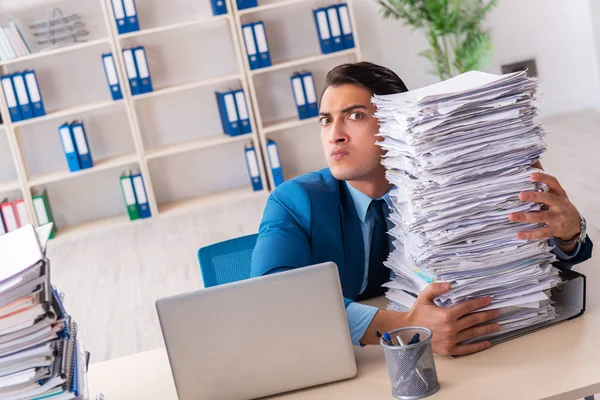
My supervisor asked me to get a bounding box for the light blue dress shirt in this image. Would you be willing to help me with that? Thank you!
[343,182,583,346]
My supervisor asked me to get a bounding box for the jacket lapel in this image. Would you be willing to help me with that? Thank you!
[338,180,365,300]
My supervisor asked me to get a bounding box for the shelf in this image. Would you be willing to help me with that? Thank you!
[0,38,110,67]
[263,116,319,134]
[158,186,266,216]
[249,49,357,76]
[118,15,230,40]
[132,74,241,101]
[237,0,310,16]
[146,133,253,160]
[0,180,21,193]
[28,153,138,187]
[12,100,124,129]
[52,213,145,242]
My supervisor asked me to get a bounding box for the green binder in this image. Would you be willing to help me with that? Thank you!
[32,190,56,239]
[120,174,139,221]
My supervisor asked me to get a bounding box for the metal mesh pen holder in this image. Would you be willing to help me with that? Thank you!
[380,327,440,400]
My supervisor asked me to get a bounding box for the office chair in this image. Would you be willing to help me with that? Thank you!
[197,234,258,288]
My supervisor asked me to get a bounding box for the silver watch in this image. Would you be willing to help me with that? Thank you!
[554,214,587,246]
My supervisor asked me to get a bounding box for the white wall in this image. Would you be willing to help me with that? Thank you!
[352,0,600,116]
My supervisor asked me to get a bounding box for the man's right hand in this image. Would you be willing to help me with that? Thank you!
[406,282,500,356]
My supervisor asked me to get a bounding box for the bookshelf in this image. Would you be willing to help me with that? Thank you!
[0,0,361,240]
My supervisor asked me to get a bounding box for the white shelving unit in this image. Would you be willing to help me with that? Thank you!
[231,0,363,188]
[0,0,268,240]
[0,0,361,239]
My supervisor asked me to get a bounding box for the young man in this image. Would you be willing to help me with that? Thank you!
[251,62,593,356]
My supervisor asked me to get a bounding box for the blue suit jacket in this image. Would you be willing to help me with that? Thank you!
[251,169,593,306]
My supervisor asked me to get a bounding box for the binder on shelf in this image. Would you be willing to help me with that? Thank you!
[337,4,355,49]
[326,5,344,52]
[242,23,260,70]
[236,0,258,11]
[122,48,142,96]
[267,139,284,187]
[216,90,241,136]
[58,123,81,173]
[234,89,252,134]
[71,121,93,169]
[110,0,128,34]
[0,28,16,60]
[290,74,309,120]
[12,72,33,120]
[244,142,263,192]
[314,8,333,54]
[1,74,22,122]
[123,0,141,33]
[131,173,151,219]
[301,72,319,117]
[0,201,18,232]
[33,190,56,239]
[14,199,29,228]
[134,46,153,94]
[102,53,123,101]
[253,22,271,68]
[210,0,228,15]
[24,70,46,117]
[120,174,139,221]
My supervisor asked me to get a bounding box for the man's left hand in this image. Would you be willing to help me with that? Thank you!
[509,166,580,250]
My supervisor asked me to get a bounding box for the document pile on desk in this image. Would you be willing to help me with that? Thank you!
[0,224,89,399]
[373,71,561,344]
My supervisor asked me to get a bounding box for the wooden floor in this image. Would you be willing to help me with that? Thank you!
[46,110,600,363]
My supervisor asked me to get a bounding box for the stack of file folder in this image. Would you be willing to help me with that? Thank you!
[122,46,153,96]
[242,21,271,70]
[1,199,30,235]
[373,71,576,345]
[313,4,355,54]
[120,172,151,220]
[0,224,89,399]
[1,71,46,122]
[58,121,94,172]
[0,20,31,61]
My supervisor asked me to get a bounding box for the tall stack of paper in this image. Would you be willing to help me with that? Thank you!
[0,224,89,399]
[373,71,562,344]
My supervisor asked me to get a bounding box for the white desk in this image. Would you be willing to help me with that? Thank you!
[88,259,599,400]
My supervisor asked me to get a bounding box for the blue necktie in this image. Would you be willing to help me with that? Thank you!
[358,199,390,300]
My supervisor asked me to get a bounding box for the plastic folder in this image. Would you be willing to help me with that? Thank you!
[58,123,81,173]
[244,143,263,191]
[120,174,139,221]
[1,74,22,122]
[132,173,151,219]
[24,70,45,117]
[291,74,308,120]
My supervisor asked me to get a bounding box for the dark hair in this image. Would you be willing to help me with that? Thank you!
[322,62,409,100]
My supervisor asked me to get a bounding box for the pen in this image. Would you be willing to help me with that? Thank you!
[382,332,394,346]
[408,333,420,345]
[396,335,406,346]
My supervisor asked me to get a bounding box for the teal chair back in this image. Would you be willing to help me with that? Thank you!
[198,234,258,288]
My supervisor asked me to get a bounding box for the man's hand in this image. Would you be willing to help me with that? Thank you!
[508,161,580,252]
[362,283,500,355]
[406,282,500,356]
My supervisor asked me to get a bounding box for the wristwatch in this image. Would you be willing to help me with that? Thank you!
[554,214,587,246]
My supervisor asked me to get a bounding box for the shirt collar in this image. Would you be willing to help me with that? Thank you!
[344,181,393,223]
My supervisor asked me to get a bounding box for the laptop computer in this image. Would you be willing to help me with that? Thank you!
[155,262,357,400]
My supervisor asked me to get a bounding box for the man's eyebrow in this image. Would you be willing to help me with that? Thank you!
[319,104,368,117]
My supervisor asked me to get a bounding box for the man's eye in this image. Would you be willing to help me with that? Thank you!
[348,112,364,120]
[319,117,331,126]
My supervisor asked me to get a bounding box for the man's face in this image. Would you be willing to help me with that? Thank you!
[319,84,384,182]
